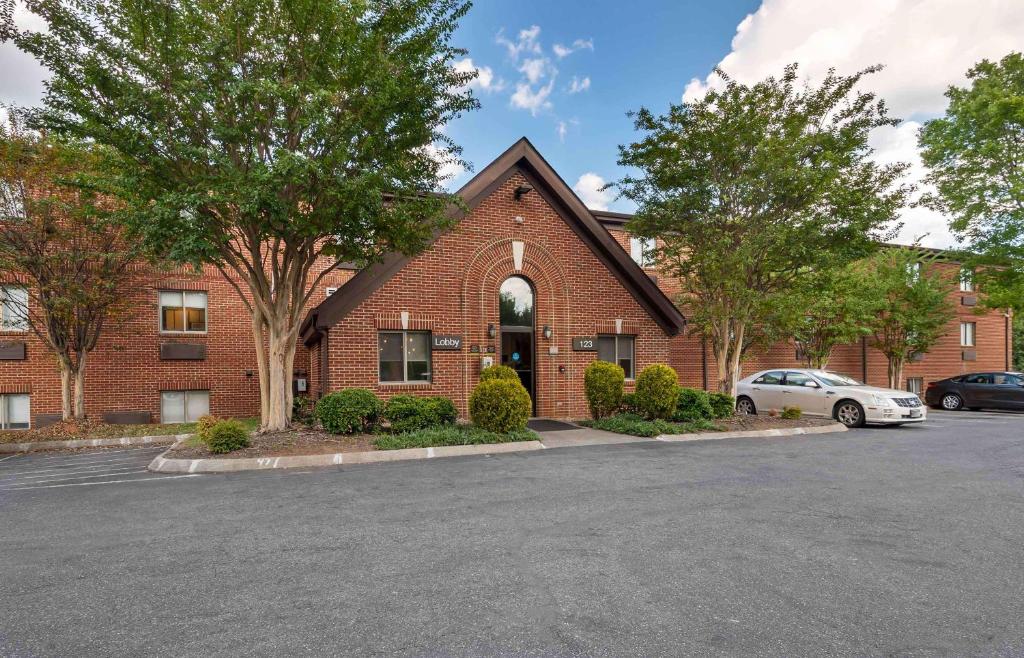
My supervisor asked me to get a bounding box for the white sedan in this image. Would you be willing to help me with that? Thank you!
[735,369,926,428]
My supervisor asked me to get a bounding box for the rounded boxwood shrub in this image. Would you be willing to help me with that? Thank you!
[634,364,679,419]
[383,395,458,433]
[480,364,520,382]
[781,406,803,419]
[469,379,531,433]
[674,387,713,422]
[204,419,250,454]
[584,360,625,419]
[316,388,381,434]
[708,392,735,419]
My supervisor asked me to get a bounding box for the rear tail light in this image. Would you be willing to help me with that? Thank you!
[926,382,937,388]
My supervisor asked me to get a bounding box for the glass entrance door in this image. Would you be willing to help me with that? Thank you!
[501,329,534,409]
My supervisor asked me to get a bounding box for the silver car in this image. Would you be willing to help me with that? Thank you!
[735,369,926,428]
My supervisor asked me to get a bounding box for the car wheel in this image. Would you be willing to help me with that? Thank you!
[834,400,865,428]
[736,396,757,415]
[941,393,964,411]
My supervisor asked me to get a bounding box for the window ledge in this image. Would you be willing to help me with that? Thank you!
[378,382,432,390]
[159,331,209,336]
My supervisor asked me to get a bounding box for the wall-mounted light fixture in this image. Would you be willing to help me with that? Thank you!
[245,370,253,378]
[488,323,496,339]
[543,325,552,340]
[514,184,534,201]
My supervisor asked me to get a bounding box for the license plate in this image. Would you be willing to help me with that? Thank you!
[909,409,921,418]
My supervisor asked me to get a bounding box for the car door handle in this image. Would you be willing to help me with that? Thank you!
[752,387,761,391]
[825,391,836,395]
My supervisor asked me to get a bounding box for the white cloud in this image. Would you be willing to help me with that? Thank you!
[423,143,466,189]
[453,58,504,93]
[568,76,591,94]
[510,80,555,116]
[518,58,548,85]
[573,172,612,211]
[557,121,568,142]
[496,25,542,61]
[0,2,50,108]
[681,0,1024,247]
[553,38,594,59]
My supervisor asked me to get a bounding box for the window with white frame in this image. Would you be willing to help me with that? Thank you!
[629,236,656,268]
[0,394,30,429]
[907,261,922,282]
[160,390,210,423]
[597,334,635,378]
[960,321,976,347]
[959,268,975,292]
[378,331,431,383]
[159,291,207,333]
[0,286,28,331]
[906,378,923,395]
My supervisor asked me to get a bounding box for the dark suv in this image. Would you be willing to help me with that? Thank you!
[925,372,1024,411]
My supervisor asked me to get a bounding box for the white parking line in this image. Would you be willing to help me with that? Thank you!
[1,474,201,490]
[0,465,150,483]
[1,456,165,476]
[0,446,166,463]
[0,469,150,487]
[0,454,21,463]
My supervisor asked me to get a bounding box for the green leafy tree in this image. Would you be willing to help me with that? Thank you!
[785,263,878,368]
[858,249,955,389]
[615,64,909,394]
[0,110,142,421]
[919,51,1024,312]
[2,0,478,431]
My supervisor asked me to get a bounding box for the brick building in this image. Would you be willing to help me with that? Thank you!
[0,138,1012,428]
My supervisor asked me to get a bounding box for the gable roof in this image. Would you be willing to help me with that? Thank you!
[301,137,686,345]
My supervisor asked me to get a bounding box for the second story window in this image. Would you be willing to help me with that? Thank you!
[0,286,28,332]
[630,237,656,268]
[959,268,975,292]
[160,291,207,333]
[960,321,976,347]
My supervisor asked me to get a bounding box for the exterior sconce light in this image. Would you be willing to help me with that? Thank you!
[543,325,552,340]
[245,370,253,378]
[488,323,496,339]
[514,184,534,201]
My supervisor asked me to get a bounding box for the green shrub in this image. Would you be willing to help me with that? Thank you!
[582,413,717,437]
[316,389,382,434]
[469,379,531,433]
[204,419,251,454]
[674,387,713,422]
[480,365,520,382]
[583,360,625,419]
[707,392,736,419]
[620,392,640,414]
[375,425,535,450]
[382,395,458,433]
[196,415,220,442]
[781,406,803,419]
[634,364,679,419]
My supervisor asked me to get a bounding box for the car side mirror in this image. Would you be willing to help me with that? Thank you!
[804,381,820,388]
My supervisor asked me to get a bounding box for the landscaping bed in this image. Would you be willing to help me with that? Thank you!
[0,419,204,445]
[579,413,834,437]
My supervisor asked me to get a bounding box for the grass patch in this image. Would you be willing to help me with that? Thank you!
[374,424,536,451]
[578,414,719,437]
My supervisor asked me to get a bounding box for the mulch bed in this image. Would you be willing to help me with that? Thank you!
[712,415,836,431]
[165,426,378,460]
[0,419,191,445]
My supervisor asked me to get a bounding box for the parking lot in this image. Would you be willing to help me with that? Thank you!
[2,409,1023,656]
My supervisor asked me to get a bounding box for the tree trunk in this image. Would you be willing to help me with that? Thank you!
[725,323,745,397]
[73,351,87,419]
[262,318,297,432]
[59,359,73,421]
[251,312,270,424]
[887,356,903,390]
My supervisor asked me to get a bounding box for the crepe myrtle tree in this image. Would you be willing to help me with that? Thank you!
[919,52,1024,314]
[3,0,479,430]
[858,248,955,390]
[0,110,142,421]
[614,63,910,395]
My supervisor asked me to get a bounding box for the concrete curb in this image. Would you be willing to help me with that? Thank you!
[656,422,847,442]
[148,440,545,473]
[0,433,193,454]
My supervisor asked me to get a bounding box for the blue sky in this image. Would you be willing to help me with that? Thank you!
[444,0,760,212]
[3,0,1022,245]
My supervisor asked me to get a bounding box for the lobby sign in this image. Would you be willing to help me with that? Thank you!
[572,337,597,351]
[432,335,463,351]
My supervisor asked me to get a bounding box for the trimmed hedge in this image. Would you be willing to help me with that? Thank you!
[634,364,679,419]
[469,379,531,433]
[316,388,381,434]
[674,387,713,422]
[480,365,520,382]
[383,395,457,433]
[375,425,535,450]
[708,392,736,419]
[584,360,625,419]
[204,419,250,454]
[781,406,803,419]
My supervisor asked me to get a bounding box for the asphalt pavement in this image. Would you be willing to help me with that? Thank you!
[2,410,1023,656]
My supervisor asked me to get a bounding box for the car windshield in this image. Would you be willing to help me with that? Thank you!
[812,371,863,387]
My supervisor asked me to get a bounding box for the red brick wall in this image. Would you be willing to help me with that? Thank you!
[323,172,676,419]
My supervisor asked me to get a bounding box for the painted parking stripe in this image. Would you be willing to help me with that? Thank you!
[0,465,151,483]
[0,469,151,487]
[0,454,21,463]
[0,446,166,463]
[0,455,167,475]
[1,474,201,491]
